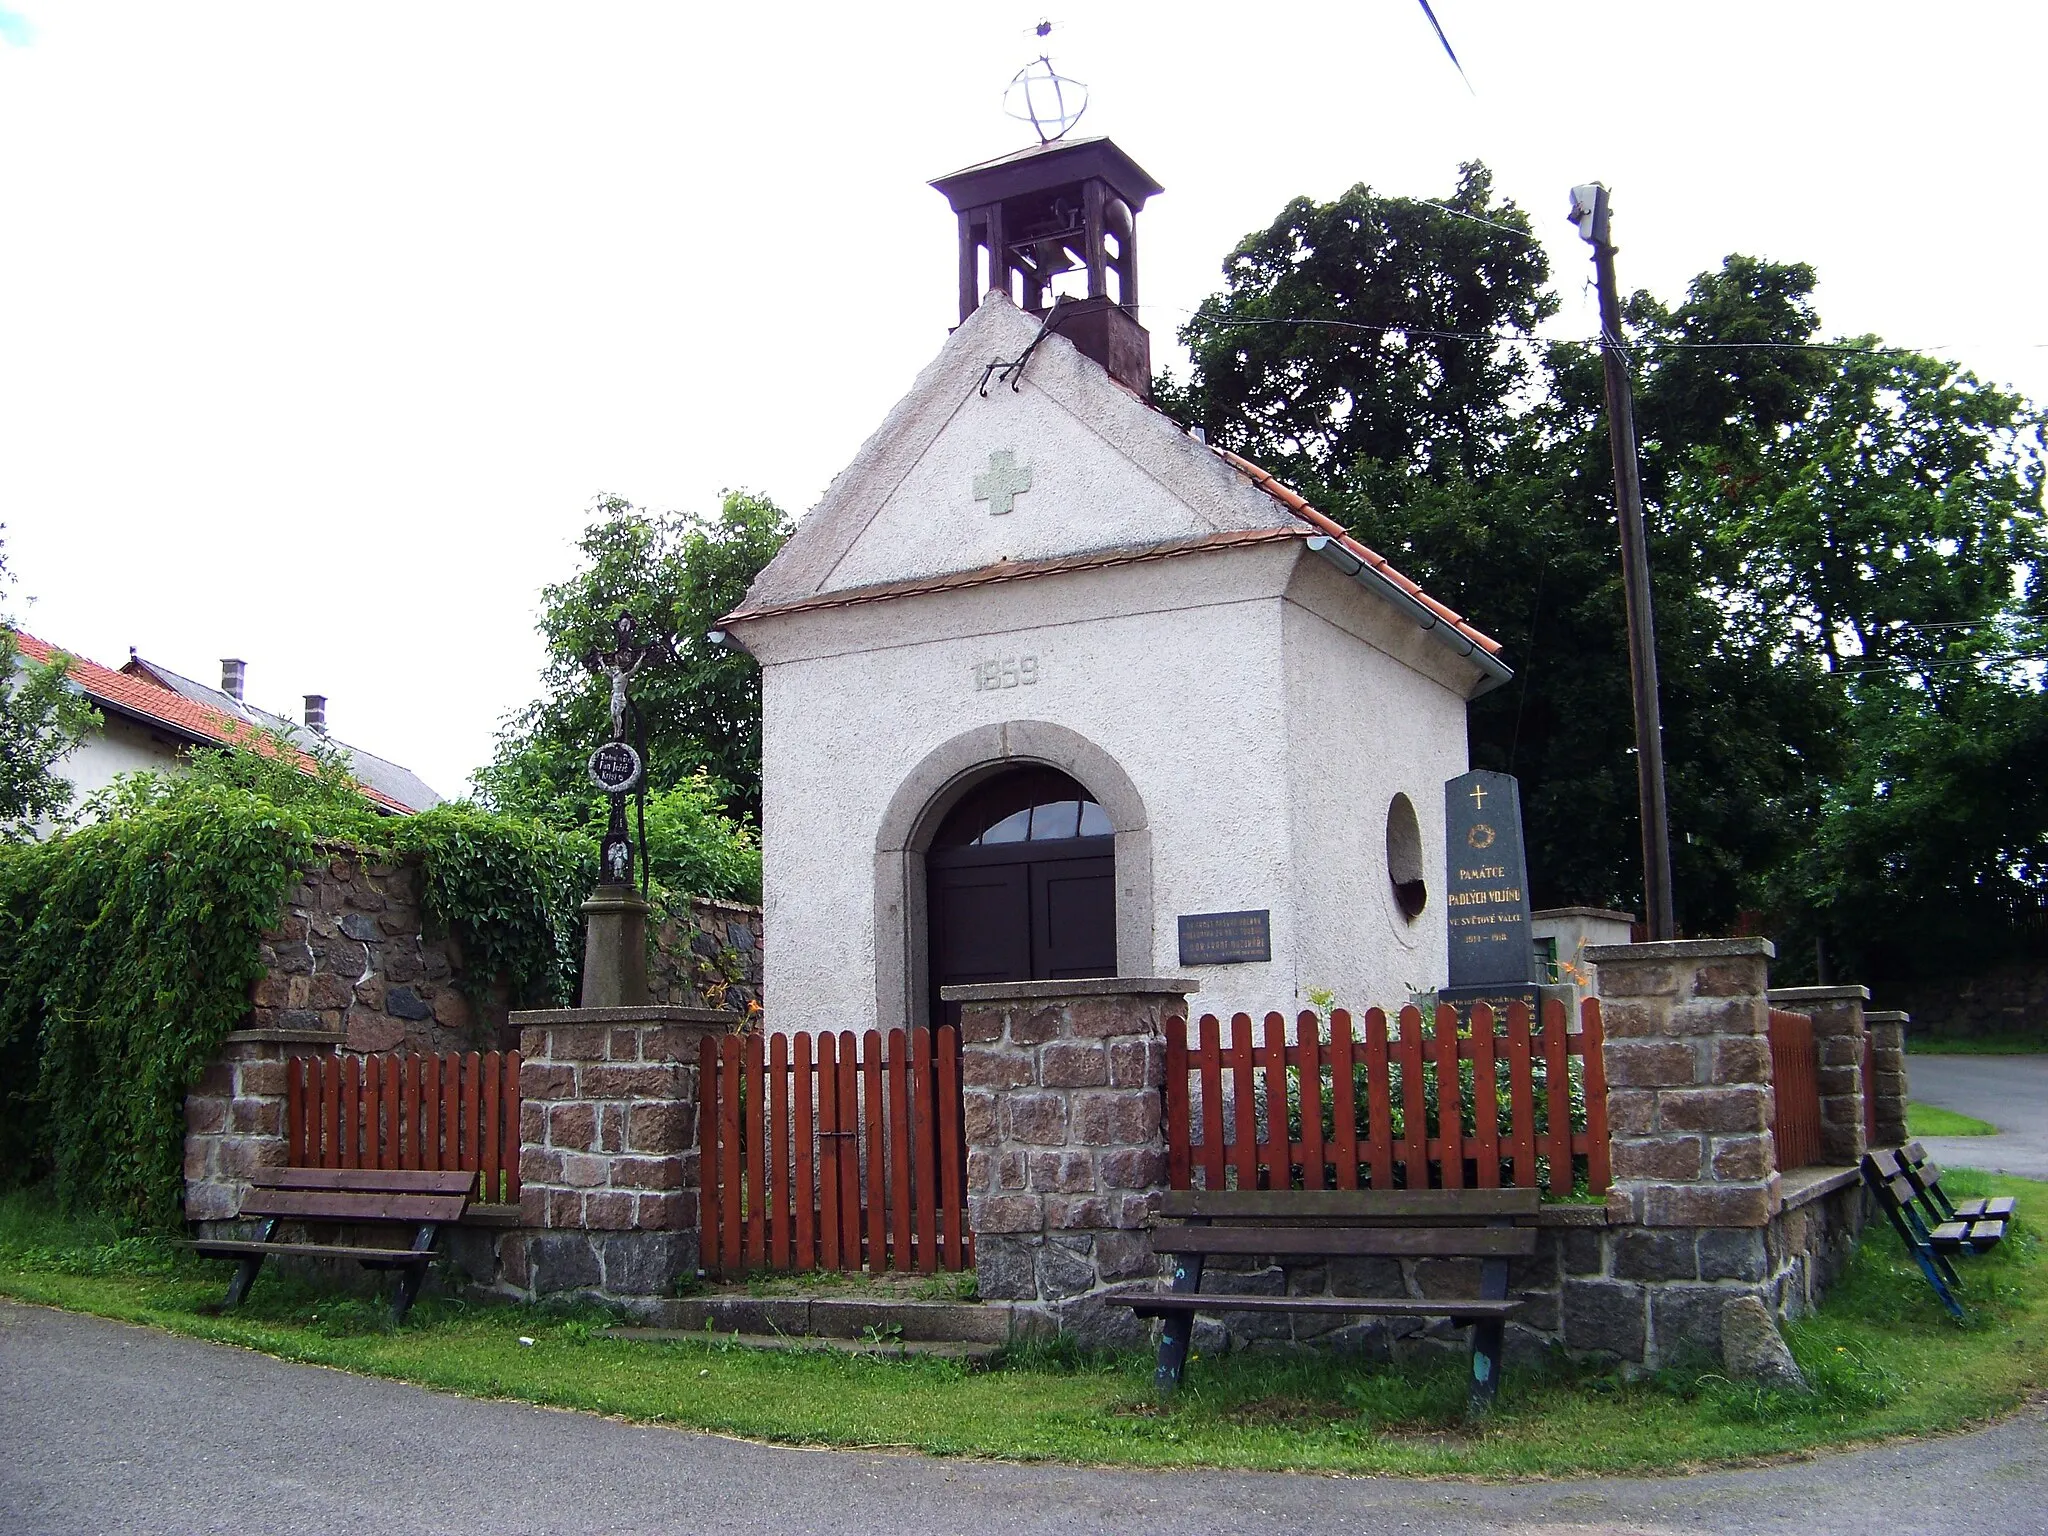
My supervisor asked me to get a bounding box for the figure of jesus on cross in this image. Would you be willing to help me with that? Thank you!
[579,612,676,887]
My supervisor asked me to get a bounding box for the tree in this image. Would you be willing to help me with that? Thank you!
[0,532,101,838]
[1687,347,2048,981]
[1156,162,1557,496]
[478,489,790,829]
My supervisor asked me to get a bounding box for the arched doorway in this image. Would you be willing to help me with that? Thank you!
[925,766,1117,1026]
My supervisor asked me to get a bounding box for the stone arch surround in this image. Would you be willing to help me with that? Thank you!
[873,721,1154,1032]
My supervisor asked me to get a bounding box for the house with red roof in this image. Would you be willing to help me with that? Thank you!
[717,136,1511,1036]
[11,632,440,821]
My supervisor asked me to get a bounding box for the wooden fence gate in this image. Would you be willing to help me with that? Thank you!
[1165,998,1611,1195]
[1766,1008,1823,1170]
[286,1049,522,1204]
[698,1025,971,1278]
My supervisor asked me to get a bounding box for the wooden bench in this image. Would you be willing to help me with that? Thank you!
[1860,1151,1965,1320]
[1897,1141,2014,1248]
[1106,1187,1539,1411]
[190,1167,475,1323]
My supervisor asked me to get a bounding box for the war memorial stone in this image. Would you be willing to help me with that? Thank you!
[1441,770,1541,1014]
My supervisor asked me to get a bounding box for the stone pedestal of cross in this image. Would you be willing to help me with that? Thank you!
[973,450,1033,515]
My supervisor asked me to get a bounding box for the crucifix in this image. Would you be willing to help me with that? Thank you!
[579,612,676,886]
[1469,782,1489,809]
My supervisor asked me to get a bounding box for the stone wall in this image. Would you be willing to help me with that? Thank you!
[1891,958,2048,1044]
[491,1006,736,1305]
[648,896,763,1013]
[950,978,1190,1346]
[243,844,761,1052]
[1769,984,1869,1166]
[1866,1011,1910,1147]
[183,1030,326,1223]
[247,851,489,1052]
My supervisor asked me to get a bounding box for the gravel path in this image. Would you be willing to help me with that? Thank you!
[4,1301,2045,1535]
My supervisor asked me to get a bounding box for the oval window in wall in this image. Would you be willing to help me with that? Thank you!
[1386,793,1426,921]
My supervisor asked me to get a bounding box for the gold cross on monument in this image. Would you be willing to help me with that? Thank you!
[973,449,1033,516]
[1469,782,1489,809]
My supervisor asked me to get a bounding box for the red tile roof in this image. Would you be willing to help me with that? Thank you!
[1210,447,1502,656]
[11,631,415,814]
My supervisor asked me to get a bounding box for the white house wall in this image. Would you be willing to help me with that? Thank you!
[47,714,180,826]
[1280,556,1468,1016]
[751,545,1311,1035]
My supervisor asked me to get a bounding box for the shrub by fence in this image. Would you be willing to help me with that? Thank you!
[286,1050,523,1204]
[698,1025,971,1277]
[1164,999,1611,1196]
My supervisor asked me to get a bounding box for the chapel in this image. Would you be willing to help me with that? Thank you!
[718,137,1511,1035]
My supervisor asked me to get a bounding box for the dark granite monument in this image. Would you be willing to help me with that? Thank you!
[1441,769,1541,1015]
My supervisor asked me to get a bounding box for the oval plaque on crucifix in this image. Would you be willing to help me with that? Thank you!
[587,741,644,796]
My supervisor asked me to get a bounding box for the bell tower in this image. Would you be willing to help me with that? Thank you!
[930,137,1163,396]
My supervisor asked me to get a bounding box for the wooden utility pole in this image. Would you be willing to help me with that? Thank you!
[1572,183,1675,940]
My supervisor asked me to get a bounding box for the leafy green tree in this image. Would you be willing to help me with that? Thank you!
[0,534,102,837]
[478,489,783,906]
[1156,162,1556,494]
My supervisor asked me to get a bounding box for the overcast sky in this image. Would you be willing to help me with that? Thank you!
[4,2,2043,802]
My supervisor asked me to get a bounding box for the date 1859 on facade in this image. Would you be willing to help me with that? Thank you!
[971,654,1040,692]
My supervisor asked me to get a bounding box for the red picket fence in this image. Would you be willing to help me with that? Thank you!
[698,1026,971,1278]
[1767,1009,1823,1171]
[1165,998,1610,1196]
[286,1050,522,1204]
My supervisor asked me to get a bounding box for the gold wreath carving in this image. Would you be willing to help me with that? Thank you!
[1467,823,1497,850]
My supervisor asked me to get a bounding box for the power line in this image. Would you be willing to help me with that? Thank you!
[1143,307,1987,360]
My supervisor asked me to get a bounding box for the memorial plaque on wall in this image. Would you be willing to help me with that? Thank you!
[1443,770,1539,990]
[1177,910,1272,966]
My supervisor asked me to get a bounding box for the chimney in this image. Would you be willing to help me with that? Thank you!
[304,694,327,736]
[930,137,1163,396]
[220,658,246,702]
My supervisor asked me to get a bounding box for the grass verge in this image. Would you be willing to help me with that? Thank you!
[2,1174,2042,1478]
[1908,1036,2047,1056]
[1908,1102,1998,1137]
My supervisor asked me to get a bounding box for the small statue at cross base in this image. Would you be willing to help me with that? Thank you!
[579,612,676,887]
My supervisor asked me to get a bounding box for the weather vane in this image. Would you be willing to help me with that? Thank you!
[1004,19,1088,144]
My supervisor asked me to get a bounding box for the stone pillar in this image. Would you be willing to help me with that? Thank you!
[183,1029,333,1226]
[579,885,650,1008]
[1582,939,1778,1365]
[1769,984,1869,1164]
[1865,1010,1910,1147]
[509,1005,734,1299]
[947,978,1193,1343]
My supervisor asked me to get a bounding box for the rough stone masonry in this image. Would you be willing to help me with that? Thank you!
[949,978,1192,1345]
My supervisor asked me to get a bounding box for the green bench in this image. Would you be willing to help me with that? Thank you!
[191,1167,474,1323]
[1107,1187,1539,1412]
[1897,1140,2013,1249]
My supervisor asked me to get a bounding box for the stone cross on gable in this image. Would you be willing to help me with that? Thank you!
[972,449,1033,516]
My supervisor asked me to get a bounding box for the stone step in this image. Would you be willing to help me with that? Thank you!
[603,1327,1000,1363]
[637,1294,1049,1345]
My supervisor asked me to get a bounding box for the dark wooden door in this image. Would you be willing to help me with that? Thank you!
[928,861,1031,989]
[928,840,1115,1025]
[1032,855,1116,978]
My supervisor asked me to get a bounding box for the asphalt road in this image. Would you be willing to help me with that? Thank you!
[5,1302,2047,1536]
[1906,1053,2048,1180]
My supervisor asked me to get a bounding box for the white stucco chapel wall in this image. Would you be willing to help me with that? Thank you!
[729,295,1499,1035]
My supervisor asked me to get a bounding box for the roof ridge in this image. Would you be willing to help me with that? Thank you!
[8,629,417,814]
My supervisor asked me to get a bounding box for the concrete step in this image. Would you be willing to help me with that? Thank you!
[603,1327,1000,1363]
[637,1294,1049,1346]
